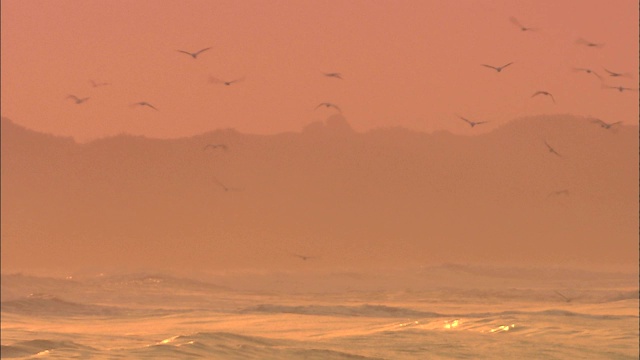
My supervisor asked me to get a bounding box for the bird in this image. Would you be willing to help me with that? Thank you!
[315,102,341,112]
[292,253,315,261]
[204,143,228,151]
[213,178,242,192]
[509,17,538,31]
[481,62,513,72]
[209,76,245,86]
[67,95,90,104]
[603,68,631,78]
[322,72,343,79]
[554,290,572,303]
[591,119,622,129]
[572,68,602,80]
[548,189,570,197]
[177,47,211,59]
[89,80,110,88]
[575,38,604,48]
[532,91,555,103]
[131,102,159,111]
[456,115,488,128]
[604,85,638,93]
[544,141,561,157]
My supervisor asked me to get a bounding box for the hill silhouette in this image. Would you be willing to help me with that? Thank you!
[1,115,637,272]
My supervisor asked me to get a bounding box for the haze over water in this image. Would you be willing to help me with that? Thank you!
[1,1,638,359]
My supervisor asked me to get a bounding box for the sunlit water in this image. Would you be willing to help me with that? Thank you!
[1,266,638,359]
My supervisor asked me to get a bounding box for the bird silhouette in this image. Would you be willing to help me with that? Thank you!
[322,72,343,79]
[575,38,604,48]
[456,115,488,128]
[209,76,245,86]
[67,95,90,104]
[213,178,242,192]
[89,80,110,88]
[481,62,513,72]
[591,119,622,129]
[292,253,315,261]
[177,47,211,59]
[544,141,561,157]
[554,290,572,303]
[604,85,638,93]
[548,189,570,197]
[204,143,228,151]
[509,17,538,31]
[131,102,159,111]
[572,68,602,80]
[603,68,631,78]
[315,102,341,112]
[532,91,555,103]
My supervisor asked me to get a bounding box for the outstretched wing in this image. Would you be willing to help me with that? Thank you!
[194,47,212,56]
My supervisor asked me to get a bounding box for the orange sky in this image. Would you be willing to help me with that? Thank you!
[1,0,638,141]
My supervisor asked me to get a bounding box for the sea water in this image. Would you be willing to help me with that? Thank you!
[1,265,638,359]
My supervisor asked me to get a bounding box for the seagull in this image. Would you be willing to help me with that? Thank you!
[532,91,555,103]
[131,102,159,111]
[204,143,228,151]
[554,290,572,303]
[89,80,110,88]
[604,85,638,93]
[322,72,343,79]
[572,68,602,80]
[315,102,341,112]
[481,62,513,72]
[292,253,315,261]
[213,178,242,192]
[67,95,90,104]
[603,68,631,78]
[209,76,245,86]
[575,38,604,48]
[548,189,570,197]
[591,119,622,129]
[509,17,538,31]
[544,141,561,157]
[177,47,212,59]
[456,115,488,128]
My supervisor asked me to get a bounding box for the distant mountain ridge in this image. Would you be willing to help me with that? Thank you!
[1,115,638,272]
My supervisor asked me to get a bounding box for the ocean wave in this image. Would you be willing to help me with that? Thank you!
[0,293,179,318]
[240,303,442,318]
[0,339,96,358]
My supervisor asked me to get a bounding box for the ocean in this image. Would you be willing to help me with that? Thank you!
[1,265,638,359]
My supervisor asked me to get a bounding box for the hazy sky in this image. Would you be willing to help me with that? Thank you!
[1,0,638,141]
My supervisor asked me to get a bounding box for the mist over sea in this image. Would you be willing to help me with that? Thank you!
[2,265,637,359]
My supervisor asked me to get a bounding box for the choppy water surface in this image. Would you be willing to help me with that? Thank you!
[1,266,638,359]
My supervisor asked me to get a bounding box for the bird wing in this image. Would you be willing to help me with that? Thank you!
[475,121,489,125]
[531,91,543,97]
[509,16,523,28]
[143,103,158,110]
[330,103,342,111]
[548,93,556,103]
[501,62,514,69]
[177,50,194,56]
[456,115,472,124]
[481,64,498,71]
[209,76,225,84]
[67,95,79,101]
[195,47,212,56]
[229,77,246,84]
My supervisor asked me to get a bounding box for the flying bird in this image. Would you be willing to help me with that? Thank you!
[315,102,341,112]
[572,68,602,80]
[456,115,488,128]
[131,102,159,111]
[604,85,638,93]
[89,80,110,88]
[575,38,604,48]
[554,290,572,303]
[548,189,570,197]
[481,62,513,72]
[213,178,242,192]
[509,17,538,31]
[204,143,228,151]
[603,68,631,78]
[532,91,555,103]
[591,119,622,129]
[177,47,212,59]
[544,141,561,157]
[322,72,343,79]
[209,76,245,86]
[67,95,90,104]
[292,253,316,261]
